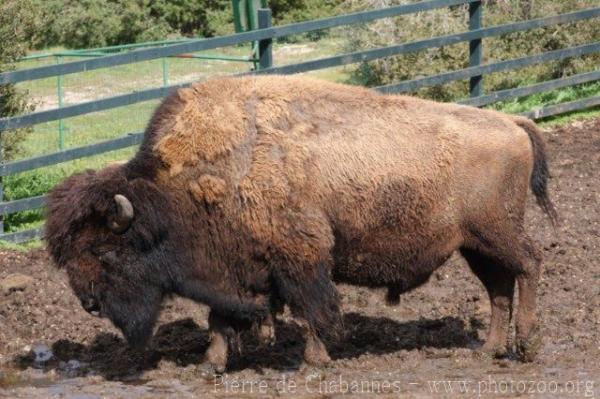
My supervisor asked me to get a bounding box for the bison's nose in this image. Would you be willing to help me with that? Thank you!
[81,296,100,316]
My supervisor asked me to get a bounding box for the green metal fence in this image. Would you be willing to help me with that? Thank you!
[1,0,599,243]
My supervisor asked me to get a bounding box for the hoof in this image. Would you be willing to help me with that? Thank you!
[304,353,331,367]
[258,323,276,347]
[303,330,331,367]
[479,343,508,359]
[196,362,225,379]
[516,328,541,362]
[304,347,331,367]
[301,365,328,380]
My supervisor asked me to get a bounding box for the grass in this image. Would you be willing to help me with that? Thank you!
[0,239,43,251]
[491,80,600,114]
[2,36,599,239]
[490,81,600,127]
[536,106,600,127]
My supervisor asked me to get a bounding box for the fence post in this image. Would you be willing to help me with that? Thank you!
[56,56,65,149]
[469,1,483,97]
[257,8,273,70]
[0,130,3,235]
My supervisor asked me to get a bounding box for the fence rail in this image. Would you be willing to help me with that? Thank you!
[0,0,478,85]
[459,71,600,107]
[3,7,599,132]
[0,133,144,177]
[1,0,599,242]
[377,42,600,94]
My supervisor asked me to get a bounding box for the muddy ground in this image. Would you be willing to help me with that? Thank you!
[0,118,599,398]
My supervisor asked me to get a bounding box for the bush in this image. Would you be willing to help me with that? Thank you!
[343,0,600,101]
[29,0,346,48]
[272,0,343,42]
[116,0,173,44]
[2,168,66,232]
[202,0,249,38]
[149,0,234,37]
[0,0,35,161]
[32,0,174,49]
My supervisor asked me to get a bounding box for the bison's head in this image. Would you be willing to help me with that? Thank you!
[45,166,173,346]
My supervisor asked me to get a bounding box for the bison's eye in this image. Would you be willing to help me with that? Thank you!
[98,250,119,266]
[91,246,119,269]
[98,251,118,265]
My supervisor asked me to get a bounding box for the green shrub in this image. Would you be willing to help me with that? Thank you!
[271,0,342,24]
[59,0,124,48]
[344,0,600,102]
[29,0,346,49]
[149,0,234,37]
[272,0,343,42]
[205,0,237,37]
[116,0,173,44]
[0,107,33,162]
[0,0,35,161]
[2,168,67,232]
[32,0,174,49]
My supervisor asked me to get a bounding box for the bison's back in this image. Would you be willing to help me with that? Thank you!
[144,76,534,271]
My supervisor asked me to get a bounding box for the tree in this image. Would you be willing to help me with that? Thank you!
[0,0,36,161]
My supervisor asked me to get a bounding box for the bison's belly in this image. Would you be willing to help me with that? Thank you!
[331,227,460,291]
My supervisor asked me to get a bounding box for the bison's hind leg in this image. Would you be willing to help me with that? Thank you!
[262,211,341,366]
[271,255,341,366]
[460,248,515,357]
[513,237,543,362]
[462,226,542,362]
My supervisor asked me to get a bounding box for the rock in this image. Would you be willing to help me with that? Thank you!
[67,359,82,369]
[1,273,34,295]
[32,344,53,365]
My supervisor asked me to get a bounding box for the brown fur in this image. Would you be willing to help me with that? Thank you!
[46,75,555,370]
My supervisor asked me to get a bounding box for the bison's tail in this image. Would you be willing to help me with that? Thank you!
[514,117,558,227]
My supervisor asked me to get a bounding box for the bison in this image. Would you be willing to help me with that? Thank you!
[45,75,556,372]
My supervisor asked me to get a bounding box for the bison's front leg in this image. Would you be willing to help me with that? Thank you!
[257,296,284,346]
[303,326,332,365]
[203,311,231,374]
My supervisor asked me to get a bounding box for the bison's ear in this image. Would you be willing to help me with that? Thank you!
[107,194,134,233]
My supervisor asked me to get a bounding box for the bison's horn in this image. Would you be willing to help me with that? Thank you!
[110,194,134,233]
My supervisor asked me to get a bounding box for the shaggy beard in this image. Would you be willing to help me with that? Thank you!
[102,285,162,348]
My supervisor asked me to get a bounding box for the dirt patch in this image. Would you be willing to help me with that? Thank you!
[1,118,599,398]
